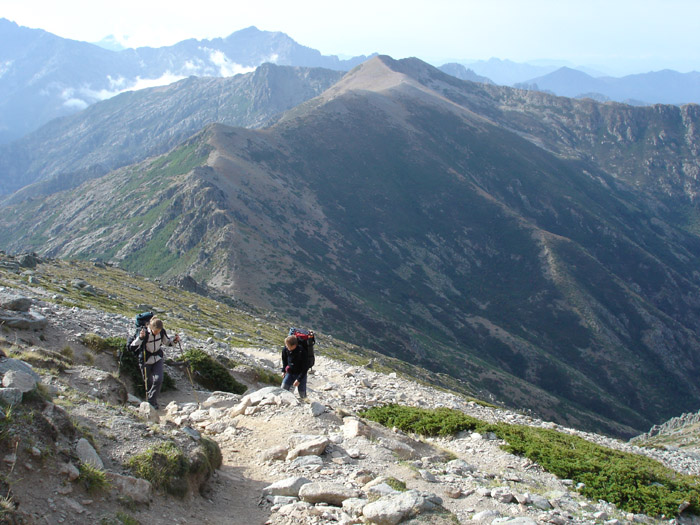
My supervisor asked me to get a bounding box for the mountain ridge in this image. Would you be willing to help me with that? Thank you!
[3,56,700,437]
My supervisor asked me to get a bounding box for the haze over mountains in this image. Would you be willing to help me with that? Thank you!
[0,19,371,143]
[2,53,700,439]
[2,17,699,146]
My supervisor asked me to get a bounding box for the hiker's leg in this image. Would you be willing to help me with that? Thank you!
[148,360,164,408]
[297,373,308,399]
[281,373,296,392]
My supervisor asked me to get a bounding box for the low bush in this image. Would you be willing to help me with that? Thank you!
[126,441,190,497]
[78,462,111,494]
[125,438,222,498]
[360,404,700,517]
[179,349,246,394]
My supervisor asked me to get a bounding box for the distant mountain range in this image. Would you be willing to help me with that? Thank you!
[515,67,700,105]
[3,16,699,147]
[0,18,373,144]
[3,56,700,437]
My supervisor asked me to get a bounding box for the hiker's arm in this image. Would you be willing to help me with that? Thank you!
[130,332,145,348]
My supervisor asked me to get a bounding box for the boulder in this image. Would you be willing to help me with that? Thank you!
[0,358,40,381]
[106,472,152,504]
[2,370,37,393]
[0,295,31,312]
[343,417,371,439]
[0,388,22,405]
[203,391,241,409]
[262,476,311,498]
[298,482,360,506]
[286,436,330,461]
[138,402,159,422]
[362,490,429,525]
[75,438,104,469]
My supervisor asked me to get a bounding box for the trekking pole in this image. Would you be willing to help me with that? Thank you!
[142,345,149,401]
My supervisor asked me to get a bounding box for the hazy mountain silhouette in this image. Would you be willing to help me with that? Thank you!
[0,19,374,143]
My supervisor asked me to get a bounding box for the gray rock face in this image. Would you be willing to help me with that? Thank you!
[202,391,241,409]
[0,294,32,312]
[0,388,22,405]
[0,312,47,330]
[0,358,40,381]
[75,437,104,469]
[298,482,359,506]
[2,369,37,393]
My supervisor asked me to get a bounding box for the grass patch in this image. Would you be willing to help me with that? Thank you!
[251,366,280,386]
[384,477,407,492]
[360,404,700,518]
[179,349,246,394]
[125,438,221,498]
[126,441,190,497]
[78,462,111,494]
[81,333,124,355]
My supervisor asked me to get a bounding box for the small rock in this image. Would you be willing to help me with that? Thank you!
[60,463,80,481]
[473,509,501,522]
[137,402,159,422]
[444,487,462,499]
[309,401,326,417]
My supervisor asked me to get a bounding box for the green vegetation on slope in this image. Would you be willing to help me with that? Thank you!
[360,404,700,518]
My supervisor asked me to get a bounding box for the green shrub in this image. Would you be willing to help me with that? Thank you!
[81,333,123,354]
[360,404,484,436]
[126,441,189,497]
[125,438,222,498]
[78,462,111,494]
[360,404,700,517]
[385,477,407,492]
[496,424,700,518]
[252,366,281,386]
[179,349,246,394]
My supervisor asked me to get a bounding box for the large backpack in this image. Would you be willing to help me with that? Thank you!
[289,327,316,368]
[126,311,155,359]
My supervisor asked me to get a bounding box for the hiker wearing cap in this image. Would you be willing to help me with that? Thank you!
[281,335,309,399]
[130,317,179,409]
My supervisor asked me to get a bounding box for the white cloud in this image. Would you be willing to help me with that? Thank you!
[78,72,187,101]
[63,98,89,110]
[205,49,256,77]
[56,72,186,111]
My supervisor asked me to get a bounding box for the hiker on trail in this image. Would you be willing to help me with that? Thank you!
[281,334,309,399]
[130,317,179,409]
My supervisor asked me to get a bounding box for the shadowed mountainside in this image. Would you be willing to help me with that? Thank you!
[2,56,700,437]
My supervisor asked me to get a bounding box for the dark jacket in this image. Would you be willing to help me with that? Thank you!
[281,344,309,377]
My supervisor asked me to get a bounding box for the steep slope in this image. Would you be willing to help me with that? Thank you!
[0,63,343,197]
[3,57,700,437]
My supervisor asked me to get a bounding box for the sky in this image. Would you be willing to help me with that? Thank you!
[3,0,700,75]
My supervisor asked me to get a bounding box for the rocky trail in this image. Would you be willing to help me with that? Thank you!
[1,257,700,524]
